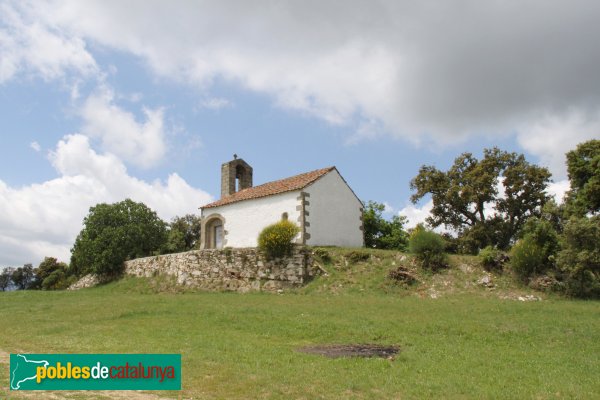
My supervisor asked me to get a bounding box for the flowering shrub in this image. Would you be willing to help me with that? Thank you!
[258,220,300,259]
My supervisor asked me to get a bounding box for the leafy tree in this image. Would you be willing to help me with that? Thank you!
[70,199,168,277]
[42,269,74,291]
[557,216,600,298]
[537,199,566,234]
[565,139,600,216]
[363,201,409,250]
[169,214,202,251]
[0,268,12,291]
[410,147,551,251]
[520,217,560,259]
[162,229,187,254]
[11,264,36,290]
[36,257,66,281]
[35,257,71,290]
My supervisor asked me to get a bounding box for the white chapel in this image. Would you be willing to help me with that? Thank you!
[199,157,364,249]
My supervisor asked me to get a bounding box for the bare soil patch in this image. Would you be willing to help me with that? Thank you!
[298,344,400,359]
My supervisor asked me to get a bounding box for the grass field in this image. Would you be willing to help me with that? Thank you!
[1,251,599,399]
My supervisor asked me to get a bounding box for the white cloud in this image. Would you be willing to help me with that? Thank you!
[517,109,600,179]
[24,0,597,176]
[80,87,168,169]
[0,134,212,267]
[382,202,395,215]
[546,180,570,204]
[0,1,97,83]
[398,200,433,229]
[29,141,40,152]
[3,1,599,178]
[198,97,232,110]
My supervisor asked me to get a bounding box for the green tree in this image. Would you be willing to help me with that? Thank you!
[35,257,71,290]
[42,269,71,291]
[362,201,409,250]
[169,214,202,251]
[538,199,566,234]
[162,229,187,254]
[565,139,600,216]
[70,199,168,277]
[0,268,12,291]
[11,264,36,290]
[520,217,560,259]
[36,257,66,281]
[410,147,551,251]
[557,216,600,298]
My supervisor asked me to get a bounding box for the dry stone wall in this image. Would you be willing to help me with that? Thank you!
[124,247,314,292]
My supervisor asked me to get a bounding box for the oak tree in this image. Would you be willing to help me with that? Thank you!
[70,199,167,277]
[410,147,551,251]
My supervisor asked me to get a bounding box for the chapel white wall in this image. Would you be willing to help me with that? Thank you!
[204,191,300,248]
[304,170,364,247]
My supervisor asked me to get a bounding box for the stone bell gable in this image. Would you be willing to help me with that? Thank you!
[220,155,253,198]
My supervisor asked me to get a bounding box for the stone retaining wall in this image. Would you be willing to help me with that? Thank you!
[124,247,314,292]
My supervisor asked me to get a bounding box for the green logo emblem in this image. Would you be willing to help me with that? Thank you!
[10,353,181,390]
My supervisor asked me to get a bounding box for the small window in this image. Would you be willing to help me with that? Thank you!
[281,212,288,221]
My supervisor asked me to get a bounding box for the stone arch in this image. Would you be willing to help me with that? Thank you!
[201,214,226,249]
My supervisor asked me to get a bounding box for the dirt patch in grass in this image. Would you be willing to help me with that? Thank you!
[298,344,400,359]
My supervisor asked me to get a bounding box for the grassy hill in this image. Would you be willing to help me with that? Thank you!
[300,248,546,300]
[1,249,599,399]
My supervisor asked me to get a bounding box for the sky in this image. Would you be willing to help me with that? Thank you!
[1,0,598,267]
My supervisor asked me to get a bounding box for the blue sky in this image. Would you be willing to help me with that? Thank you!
[1,1,598,267]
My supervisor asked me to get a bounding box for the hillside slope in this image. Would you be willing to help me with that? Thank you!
[299,248,547,301]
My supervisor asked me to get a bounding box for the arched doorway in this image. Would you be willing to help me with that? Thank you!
[202,215,226,249]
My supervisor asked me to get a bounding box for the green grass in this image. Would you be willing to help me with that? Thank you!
[1,250,599,399]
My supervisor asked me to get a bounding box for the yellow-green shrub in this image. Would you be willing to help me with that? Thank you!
[258,220,300,259]
[408,228,448,271]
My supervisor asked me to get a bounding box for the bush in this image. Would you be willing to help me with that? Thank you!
[510,237,546,280]
[258,220,300,259]
[511,217,560,281]
[313,248,331,263]
[408,229,448,270]
[520,217,560,260]
[479,246,507,271]
[441,233,459,254]
[557,216,600,298]
[344,250,371,264]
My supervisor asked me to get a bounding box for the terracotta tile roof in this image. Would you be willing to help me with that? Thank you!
[202,166,335,209]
